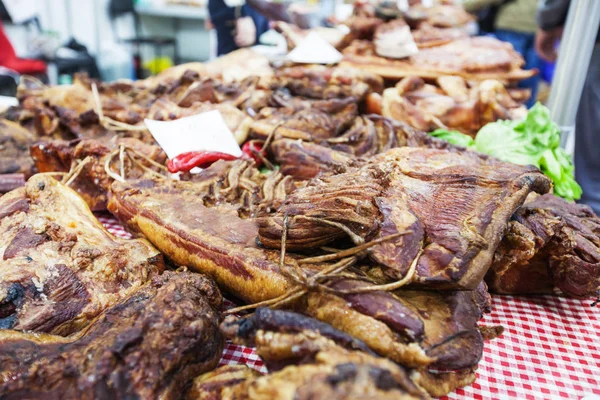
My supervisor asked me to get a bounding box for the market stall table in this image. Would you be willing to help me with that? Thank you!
[98,214,600,400]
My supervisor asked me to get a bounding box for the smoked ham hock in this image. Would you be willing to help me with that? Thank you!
[0,271,223,399]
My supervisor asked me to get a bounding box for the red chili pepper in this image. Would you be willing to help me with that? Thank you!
[241,140,265,167]
[167,151,239,173]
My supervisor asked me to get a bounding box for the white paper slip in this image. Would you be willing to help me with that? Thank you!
[0,96,18,114]
[287,31,343,65]
[144,110,243,161]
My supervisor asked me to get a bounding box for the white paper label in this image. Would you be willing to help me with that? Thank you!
[144,110,243,160]
[287,31,343,65]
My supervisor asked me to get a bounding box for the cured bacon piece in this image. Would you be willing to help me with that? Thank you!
[304,279,495,372]
[190,307,491,399]
[109,174,294,304]
[259,147,551,289]
[0,174,164,335]
[488,194,600,298]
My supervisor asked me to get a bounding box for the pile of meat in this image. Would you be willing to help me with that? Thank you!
[379,76,528,136]
[335,2,534,83]
[0,48,598,398]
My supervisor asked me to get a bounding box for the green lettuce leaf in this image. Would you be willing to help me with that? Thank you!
[471,103,581,201]
[428,103,581,201]
[427,103,582,200]
[429,129,475,148]
[475,119,541,167]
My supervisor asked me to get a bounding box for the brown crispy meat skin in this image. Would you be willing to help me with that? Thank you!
[0,174,164,335]
[259,147,551,289]
[190,308,427,400]
[488,194,600,298]
[0,271,223,400]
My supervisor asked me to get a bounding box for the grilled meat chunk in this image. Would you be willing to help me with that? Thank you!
[0,271,223,400]
[0,174,164,335]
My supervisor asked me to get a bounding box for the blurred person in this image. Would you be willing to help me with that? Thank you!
[463,0,541,107]
[208,0,289,56]
[536,0,600,214]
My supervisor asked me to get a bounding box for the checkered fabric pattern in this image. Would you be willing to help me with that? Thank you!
[98,215,600,399]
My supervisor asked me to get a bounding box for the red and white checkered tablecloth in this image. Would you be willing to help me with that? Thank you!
[99,215,600,399]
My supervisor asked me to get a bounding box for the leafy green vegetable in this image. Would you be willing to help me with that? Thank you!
[430,129,475,148]
[428,103,582,201]
[259,164,279,175]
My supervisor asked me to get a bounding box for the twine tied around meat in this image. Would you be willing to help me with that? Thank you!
[43,145,168,188]
[225,214,422,315]
[104,145,170,183]
[91,83,147,132]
